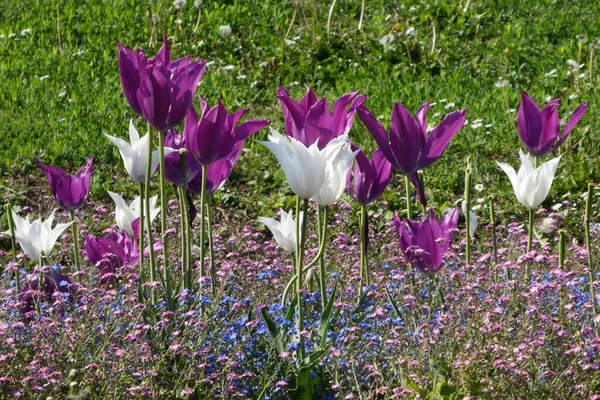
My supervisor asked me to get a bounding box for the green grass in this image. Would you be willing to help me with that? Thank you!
[0,0,598,222]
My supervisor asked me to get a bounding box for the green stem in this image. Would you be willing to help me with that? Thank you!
[558,229,566,269]
[177,187,188,292]
[207,198,217,296]
[144,122,158,304]
[5,204,20,291]
[527,208,534,253]
[295,196,309,361]
[138,183,145,277]
[198,164,208,290]
[68,210,81,272]
[360,204,369,293]
[404,175,412,219]
[157,130,173,310]
[317,205,328,310]
[489,197,498,264]
[464,162,472,265]
[584,183,597,319]
[428,276,434,318]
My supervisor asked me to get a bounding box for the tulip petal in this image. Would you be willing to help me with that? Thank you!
[517,91,542,155]
[357,105,395,165]
[553,101,588,151]
[419,109,466,170]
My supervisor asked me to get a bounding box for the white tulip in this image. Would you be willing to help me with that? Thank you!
[259,128,347,200]
[312,138,359,206]
[461,200,478,238]
[259,209,303,253]
[11,210,73,265]
[496,150,561,210]
[105,120,176,184]
[108,191,160,237]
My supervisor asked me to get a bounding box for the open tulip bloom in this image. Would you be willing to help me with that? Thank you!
[106,120,176,184]
[497,150,561,252]
[36,157,94,211]
[259,209,303,253]
[108,191,160,237]
[277,86,366,149]
[117,34,206,132]
[12,210,73,266]
[393,207,459,275]
[184,96,270,166]
[358,102,466,209]
[518,90,587,157]
[259,128,350,200]
[346,146,393,207]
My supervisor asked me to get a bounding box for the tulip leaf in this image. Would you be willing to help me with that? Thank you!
[317,281,338,348]
[386,286,403,320]
[285,295,298,322]
[260,307,284,355]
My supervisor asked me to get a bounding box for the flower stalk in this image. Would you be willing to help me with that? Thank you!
[359,204,369,293]
[68,210,81,272]
[144,123,158,304]
[404,175,413,218]
[157,129,173,310]
[5,204,20,291]
[295,196,309,361]
[584,183,597,318]
[317,205,328,309]
[198,164,208,290]
[207,198,217,295]
[464,158,472,265]
[138,183,145,279]
[558,229,566,269]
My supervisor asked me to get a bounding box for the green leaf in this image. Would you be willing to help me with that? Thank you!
[285,295,298,322]
[386,287,402,319]
[317,281,337,348]
[260,307,284,355]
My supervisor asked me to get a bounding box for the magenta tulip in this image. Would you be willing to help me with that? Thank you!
[278,86,366,149]
[163,129,202,188]
[358,102,466,204]
[517,90,587,157]
[187,141,243,196]
[184,96,270,166]
[393,207,459,275]
[117,34,205,132]
[36,157,94,211]
[346,146,392,206]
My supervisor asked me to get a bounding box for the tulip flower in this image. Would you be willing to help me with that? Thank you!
[517,90,587,157]
[108,191,160,237]
[36,157,94,211]
[117,34,205,132]
[358,102,466,210]
[105,120,176,184]
[11,211,73,265]
[184,96,271,166]
[312,140,358,207]
[259,128,349,200]
[346,146,393,206]
[163,129,202,188]
[497,150,561,253]
[277,86,366,148]
[19,267,74,320]
[393,207,459,275]
[187,141,243,197]
[496,150,561,211]
[259,209,303,253]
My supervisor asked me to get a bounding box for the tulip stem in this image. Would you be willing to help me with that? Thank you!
[177,187,188,292]
[68,211,81,272]
[144,123,158,305]
[489,197,498,264]
[527,208,534,254]
[464,160,472,265]
[317,205,329,310]
[198,164,208,291]
[295,196,309,361]
[138,184,145,278]
[584,183,597,319]
[404,175,413,219]
[359,204,370,295]
[558,229,566,269]
[157,130,173,311]
[207,199,217,296]
[5,205,20,292]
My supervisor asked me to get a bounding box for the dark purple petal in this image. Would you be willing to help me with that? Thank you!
[278,94,309,144]
[534,99,561,156]
[166,61,206,130]
[357,105,395,166]
[418,109,466,170]
[410,172,427,206]
[414,102,433,145]
[300,86,319,110]
[232,119,271,143]
[305,99,333,147]
[553,101,588,153]
[517,90,543,155]
[389,103,421,175]
[137,64,172,132]
[331,91,359,138]
[117,40,143,115]
[439,206,459,244]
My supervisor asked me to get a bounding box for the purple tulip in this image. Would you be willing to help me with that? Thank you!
[346,146,392,206]
[19,267,74,320]
[184,96,270,166]
[278,86,366,149]
[36,157,94,211]
[357,102,466,204]
[393,207,459,275]
[163,129,202,188]
[83,219,153,285]
[517,90,588,157]
[187,141,243,196]
[117,34,206,132]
